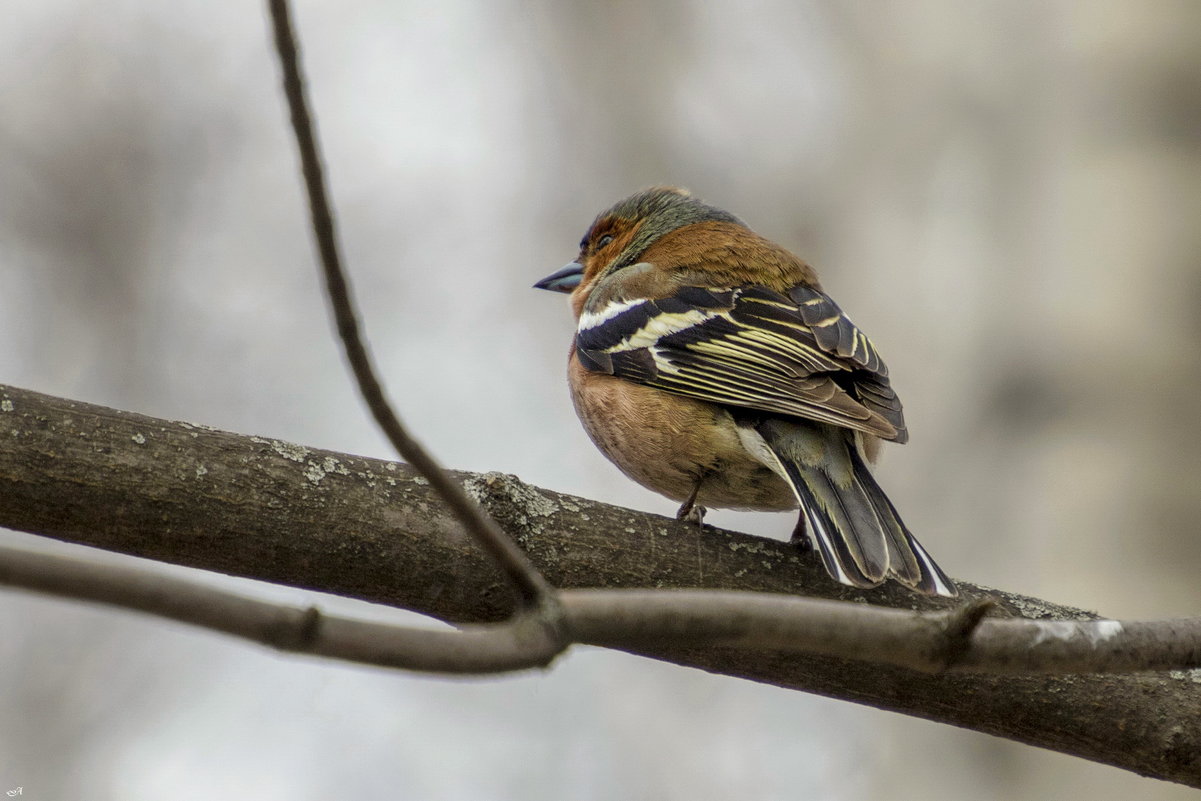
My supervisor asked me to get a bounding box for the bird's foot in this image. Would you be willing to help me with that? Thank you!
[676,475,708,529]
[676,501,707,528]
[789,516,812,552]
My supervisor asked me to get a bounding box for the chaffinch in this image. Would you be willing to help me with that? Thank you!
[535,187,955,596]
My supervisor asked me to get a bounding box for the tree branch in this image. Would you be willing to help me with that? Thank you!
[4,545,1200,677]
[1,384,1199,785]
[265,0,553,610]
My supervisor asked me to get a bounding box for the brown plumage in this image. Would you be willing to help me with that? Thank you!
[535,187,955,596]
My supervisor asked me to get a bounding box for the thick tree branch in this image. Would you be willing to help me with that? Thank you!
[1,384,1199,786]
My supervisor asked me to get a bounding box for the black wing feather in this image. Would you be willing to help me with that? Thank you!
[576,284,906,441]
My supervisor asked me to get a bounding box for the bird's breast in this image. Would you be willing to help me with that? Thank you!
[567,354,796,512]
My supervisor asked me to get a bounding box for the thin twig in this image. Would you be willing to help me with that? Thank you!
[562,590,1201,673]
[0,546,561,674]
[265,0,554,608]
[2,545,1200,675]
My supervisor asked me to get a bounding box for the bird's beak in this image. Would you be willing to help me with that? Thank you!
[534,262,584,293]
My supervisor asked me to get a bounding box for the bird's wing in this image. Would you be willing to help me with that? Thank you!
[575,284,908,442]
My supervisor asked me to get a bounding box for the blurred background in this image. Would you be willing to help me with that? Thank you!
[2,0,1199,798]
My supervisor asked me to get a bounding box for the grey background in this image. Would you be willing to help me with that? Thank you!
[2,1,1199,799]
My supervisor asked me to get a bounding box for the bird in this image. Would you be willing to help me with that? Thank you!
[534,187,955,596]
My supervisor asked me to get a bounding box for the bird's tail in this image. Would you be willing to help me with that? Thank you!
[754,419,956,596]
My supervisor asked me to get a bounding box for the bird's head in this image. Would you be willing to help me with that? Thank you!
[535,187,815,318]
[533,187,742,304]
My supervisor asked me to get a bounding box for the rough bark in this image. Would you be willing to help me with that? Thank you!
[0,383,1198,786]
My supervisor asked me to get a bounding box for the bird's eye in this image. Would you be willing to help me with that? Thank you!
[596,234,614,249]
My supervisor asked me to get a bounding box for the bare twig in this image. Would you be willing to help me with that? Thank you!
[0,546,561,674]
[564,590,1201,674]
[2,545,1199,676]
[265,0,553,609]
